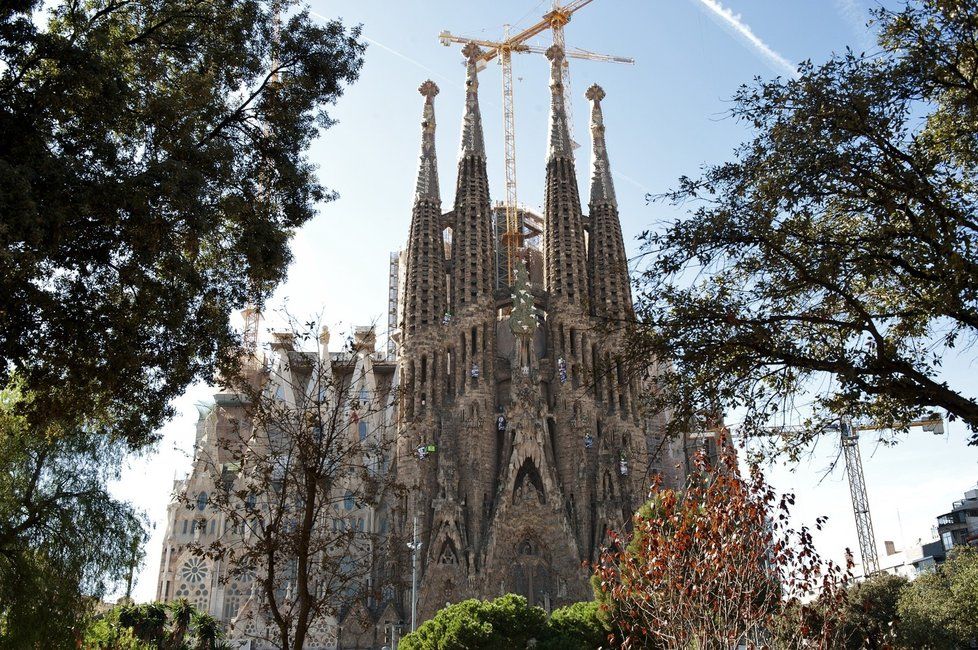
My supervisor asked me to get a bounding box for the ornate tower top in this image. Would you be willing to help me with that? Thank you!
[460,44,485,159]
[586,82,633,322]
[546,45,573,161]
[586,83,617,208]
[415,80,440,202]
[450,41,494,313]
[403,79,447,337]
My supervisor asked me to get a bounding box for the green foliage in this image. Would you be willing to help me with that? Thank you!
[398,594,606,650]
[837,573,907,649]
[898,548,978,649]
[774,550,978,648]
[399,595,546,650]
[539,601,606,650]
[0,381,144,649]
[0,0,364,642]
[83,599,227,650]
[630,0,978,454]
[0,0,364,446]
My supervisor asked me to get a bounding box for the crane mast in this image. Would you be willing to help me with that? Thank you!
[845,413,943,577]
[841,420,880,576]
[500,25,519,282]
[440,0,632,285]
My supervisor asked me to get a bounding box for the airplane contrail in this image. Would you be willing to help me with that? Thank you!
[692,0,798,79]
[309,10,458,88]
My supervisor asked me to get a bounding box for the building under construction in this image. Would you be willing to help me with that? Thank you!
[153,37,698,650]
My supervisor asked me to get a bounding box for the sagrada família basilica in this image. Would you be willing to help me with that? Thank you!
[154,44,706,649]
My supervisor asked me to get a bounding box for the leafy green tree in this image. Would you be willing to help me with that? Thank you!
[898,548,978,649]
[837,573,908,649]
[0,380,144,649]
[629,0,978,454]
[0,0,364,446]
[398,594,549,650]
[1,1,363,642]
[538,601,607,650]
[399,596,608,649]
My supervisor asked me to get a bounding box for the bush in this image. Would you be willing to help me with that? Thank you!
[398,594,607,650]
[539,601,606,650]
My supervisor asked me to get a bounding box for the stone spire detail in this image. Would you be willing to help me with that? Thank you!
[546,45,573,162]
[450,44,494,313]
[586,84,616,208]
[403,81,447,338]
[415,80,440,202]
[586,85,633,322]
[543,45,588,308]
[459,43,486,159]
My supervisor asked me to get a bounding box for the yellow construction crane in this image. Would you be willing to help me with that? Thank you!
[439,0,633,285]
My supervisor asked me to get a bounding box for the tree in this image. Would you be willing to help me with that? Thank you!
[398,594,606,650]
[399,595,548,650]
[630,0,978,454]
[838,573,908,649]
[898,547,978,649]
[0,0,364,445]
[0,379,144,649]
[185,320,401,650]
[539,601,607,650]
[781,572,909,649]
[84,599,228,649]
[594,442,852,648]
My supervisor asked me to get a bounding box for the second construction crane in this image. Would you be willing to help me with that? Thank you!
[439,0,632,285]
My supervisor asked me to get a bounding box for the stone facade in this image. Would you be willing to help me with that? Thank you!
[155,329,399,649]
[393,44,687,622]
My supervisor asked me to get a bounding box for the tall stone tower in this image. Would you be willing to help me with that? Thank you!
[393,45,683,620]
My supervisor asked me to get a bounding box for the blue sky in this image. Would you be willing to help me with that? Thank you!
[116,0,978,600]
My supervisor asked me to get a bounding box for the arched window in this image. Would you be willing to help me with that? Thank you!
[344,491,355,511]
[196,492,208,511]
[246,493,256,511]
[358,420,367,440]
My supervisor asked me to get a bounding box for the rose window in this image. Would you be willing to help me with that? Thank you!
[180,557,207,583]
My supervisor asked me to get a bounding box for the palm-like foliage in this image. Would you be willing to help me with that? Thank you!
[85,600,228,649]
[191,612,223,650]
[118,602,169,646]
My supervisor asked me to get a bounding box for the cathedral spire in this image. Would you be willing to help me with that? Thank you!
[546,45,573,162]
[586,85,633,322]
[543,45,588,307]
[459,43,486,159]
[586,84,616,208]
[450,44,494,314]
[403,81,447,338]
[415,80,440,202]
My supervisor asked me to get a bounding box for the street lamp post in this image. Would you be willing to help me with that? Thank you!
[407,515,422,632]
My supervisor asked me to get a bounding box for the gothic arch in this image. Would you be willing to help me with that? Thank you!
[513,459,545,505]
[437,537,460,565]
[509,533,555,610]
